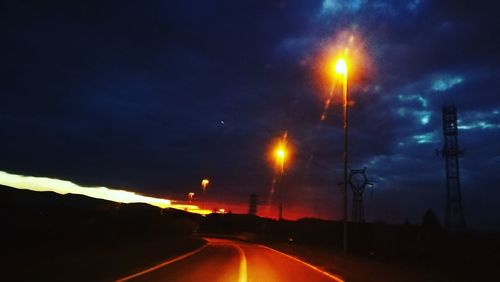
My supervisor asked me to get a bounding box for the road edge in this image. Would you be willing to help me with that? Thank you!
[258,244,345,282]
[115,242,208,281]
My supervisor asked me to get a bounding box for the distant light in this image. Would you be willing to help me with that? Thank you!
[220,120,225,125]
[273,142,288,173]
[274,146,287,162]
[201,179,210,190]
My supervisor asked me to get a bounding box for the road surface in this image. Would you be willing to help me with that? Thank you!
[118,238,343,282]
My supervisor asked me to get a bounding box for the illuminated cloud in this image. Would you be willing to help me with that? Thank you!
[431,76,464,92]
[319,0,420,18]
[458,121,500,130]
[457,109,500,130]
[319,0,364,16]
[396,107,431,125]
[407,0,421,12]
[412,131,438,144]
[397,94,428,107]
[418,111,432,125]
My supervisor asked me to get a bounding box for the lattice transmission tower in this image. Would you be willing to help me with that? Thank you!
[348,167,372,223]
[437,105,466,231]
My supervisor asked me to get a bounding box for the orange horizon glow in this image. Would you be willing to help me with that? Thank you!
[0,170,339,220]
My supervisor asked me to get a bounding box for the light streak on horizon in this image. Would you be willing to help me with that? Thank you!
[0,170,212,215]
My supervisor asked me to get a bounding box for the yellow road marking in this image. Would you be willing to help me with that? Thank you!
[231,242,248,282]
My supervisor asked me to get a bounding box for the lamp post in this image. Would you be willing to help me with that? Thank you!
[188,192,195,203]
[274,142,288,220]
[335,56,349,255]
[201,179,209,209]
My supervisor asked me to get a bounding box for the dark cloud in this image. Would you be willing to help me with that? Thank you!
[1,0,499,229]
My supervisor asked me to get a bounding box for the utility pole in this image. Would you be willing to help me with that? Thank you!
[248,193,258,215]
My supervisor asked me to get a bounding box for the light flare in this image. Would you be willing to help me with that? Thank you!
[0,170,213,215]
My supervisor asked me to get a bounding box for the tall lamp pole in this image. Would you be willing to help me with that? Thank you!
[274,141,288,220]
[335,56,349,255]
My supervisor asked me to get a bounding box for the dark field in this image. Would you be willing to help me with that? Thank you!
[0,186,204,281]
[2,185,500,281]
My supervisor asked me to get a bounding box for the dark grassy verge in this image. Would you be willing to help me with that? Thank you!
[5,236,205,282]
[0,185,205,281]
[265,242,452,282]
[200,214,500,282]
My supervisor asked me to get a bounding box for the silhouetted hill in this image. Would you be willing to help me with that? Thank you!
[0,185,204,281]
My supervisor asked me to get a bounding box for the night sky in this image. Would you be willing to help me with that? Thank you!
[1,1,500,230]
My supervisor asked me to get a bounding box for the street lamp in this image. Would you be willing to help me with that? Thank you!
[273,141,288,220]
[334,55,349,255]
[201,179,209,209]
[274,145,287,174]
[201,179,209,191]
[188,192,195,203]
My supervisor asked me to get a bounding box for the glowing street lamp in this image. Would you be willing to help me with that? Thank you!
[201,178,209,209]
[274,145,288,174]
[188,192,195,203]
[201,179,209,192]
[335,58,347,76]
[334,54,349,256]
[272,140,289,220]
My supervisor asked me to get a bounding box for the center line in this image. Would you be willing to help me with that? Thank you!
[232,242,248,282]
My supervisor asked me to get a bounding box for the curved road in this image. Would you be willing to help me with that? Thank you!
[118,238,343,282]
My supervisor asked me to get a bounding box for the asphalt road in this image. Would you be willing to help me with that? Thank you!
[118,238,343,282]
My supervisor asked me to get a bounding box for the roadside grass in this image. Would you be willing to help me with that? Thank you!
[6,236,206,282]
[265,242,465,282]
[2,237,205,281]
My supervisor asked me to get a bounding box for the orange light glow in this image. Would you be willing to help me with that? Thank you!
[313,29,372,100]
[275,145,287,162]
[275,148,286,160]
[272,138,289,173]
